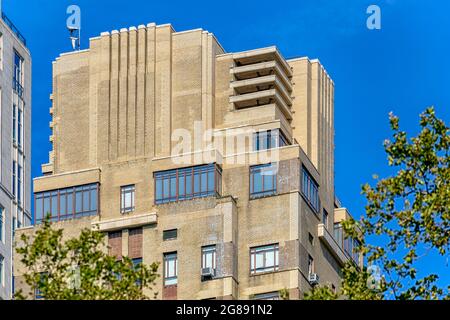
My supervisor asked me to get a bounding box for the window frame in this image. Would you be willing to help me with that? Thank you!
[163,252,178,287]
[34,183,99,224]
[201,245,217,270]
[301,166,320,213]
[249,163,277,199]
[250,243,279,275]
[120,185,135,214]
[154,164,222,205]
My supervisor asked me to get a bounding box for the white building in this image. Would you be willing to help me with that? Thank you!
[0,8,31,300]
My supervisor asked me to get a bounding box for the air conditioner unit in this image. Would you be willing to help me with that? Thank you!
[308,273,319,285]
[201,267,215,279]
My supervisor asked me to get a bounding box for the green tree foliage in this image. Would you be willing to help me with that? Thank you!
[307,107,450,300]
[15,218,160,300]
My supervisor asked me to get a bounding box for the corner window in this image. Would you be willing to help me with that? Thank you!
[301,166,320,213]
[250,244,279,275]
[155,164,222,204]
[164,252,178,286]
[253,129,289,151]
[34,183,99,223]
[120,185,135,214]
[250,163,277,198]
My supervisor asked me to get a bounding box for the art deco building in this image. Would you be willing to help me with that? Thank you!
[0,10,32,300]
[15,23,360,300]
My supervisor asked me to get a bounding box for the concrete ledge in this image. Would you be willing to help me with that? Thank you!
[92,212,157,232]
[317,223,348,266]
[34,168,100,192]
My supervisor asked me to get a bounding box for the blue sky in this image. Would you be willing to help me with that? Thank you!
[4,0,449,291]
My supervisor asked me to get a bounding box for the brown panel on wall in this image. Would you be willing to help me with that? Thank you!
[128,227,143,259]
[108,230,122,260]
[163,285,178,300]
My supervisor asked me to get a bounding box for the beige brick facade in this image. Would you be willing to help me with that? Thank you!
[14,23,359,300]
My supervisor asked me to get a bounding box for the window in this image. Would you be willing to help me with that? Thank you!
[201,245,216,270]
[308,233,314,245]
[120,185,135,214]
[250,244,279,275]
[301,167,320,213]
[132,258,143,268]
[164,252,178,286]
[35,273,46,300]
[308,255,315,275]
[250,163,277,198]
[0,33,3,69]
[155,164,222,204]
[323,209,329,229]
[252,292,280,300]
[0,255,3,287]
[12,104,17,143]
[18,108,23,148]
[17,164,22,205]
[253,129,289,151]
[163,229,178,241]
[13,51,24,97]
[34,183,99,223]
[12,161,16,196]
[0,206,4,243]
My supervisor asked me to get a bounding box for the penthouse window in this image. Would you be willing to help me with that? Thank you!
[301,166,320,213]
[34,183,99,224]
[253,129,289,151]
[154,164,222,204]
[250,163,277,198]
[250,244,279,275]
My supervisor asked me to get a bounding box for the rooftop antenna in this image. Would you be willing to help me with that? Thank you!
[66,5,81,50]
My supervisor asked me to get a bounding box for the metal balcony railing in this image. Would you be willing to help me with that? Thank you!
[1,12,27,46]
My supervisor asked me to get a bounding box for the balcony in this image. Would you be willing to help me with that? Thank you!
[1,12,27,46]
[230,47,293,121]
[317,223,349,266]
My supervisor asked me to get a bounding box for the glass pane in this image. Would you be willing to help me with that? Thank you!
[75,192,82,213]
[170,176,177,198]
[253,172,263,193]
[163,179,170,199]
[179,175,185,198]
[201,172,208,193]
[67,193,73,215]
[36,198,43,221]
[255,252,264,269]
[263,174,274,191]
[265,251,274,267]
[207,171,214,192]
[90,189,97,211]
[60,194,66,216]
[83,190,90,212]
[186,173,192,196]
[194,172,200,194]
[155,179,162,201]
[43,197,50,219]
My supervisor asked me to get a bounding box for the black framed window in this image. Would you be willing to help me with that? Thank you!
[163,229,178,241]
[301,166,320,213]
[253,129,289,151]
[13,51,24,98]
[250,163,277,198]
[155,164,221,204]
[35,183,99,223]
